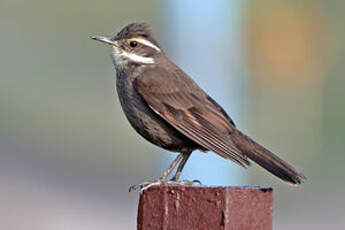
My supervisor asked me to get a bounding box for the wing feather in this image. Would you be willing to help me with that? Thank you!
[133,67,250,167]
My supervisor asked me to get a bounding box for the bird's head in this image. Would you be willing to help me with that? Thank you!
[91,23,162,69]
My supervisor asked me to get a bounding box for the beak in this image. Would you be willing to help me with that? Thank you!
[90,35,118,46]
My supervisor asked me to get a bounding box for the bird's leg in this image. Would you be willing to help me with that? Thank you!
[129,152,202,192]
[171,151,192,181]
[160,153,183,181]
[171,151,202,186]
[129,153,183,192]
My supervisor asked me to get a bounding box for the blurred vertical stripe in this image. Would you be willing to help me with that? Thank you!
[161,0,247,185]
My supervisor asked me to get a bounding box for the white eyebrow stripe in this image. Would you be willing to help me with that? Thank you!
[132,38,161,52]
[121,51,155,64]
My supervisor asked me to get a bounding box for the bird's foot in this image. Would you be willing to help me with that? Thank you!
[129,179,163,192]
[171,179,202,186]
[129,179,202,192]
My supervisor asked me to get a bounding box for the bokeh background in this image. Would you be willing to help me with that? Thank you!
[1,0,344,229]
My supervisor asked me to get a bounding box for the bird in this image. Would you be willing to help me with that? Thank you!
[91,22,306,190]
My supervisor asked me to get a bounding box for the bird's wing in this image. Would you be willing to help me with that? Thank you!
[133,67,249,166]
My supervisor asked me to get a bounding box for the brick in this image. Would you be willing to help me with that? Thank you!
[137,185,273,230]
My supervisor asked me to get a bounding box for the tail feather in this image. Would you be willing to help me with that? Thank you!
[232,130,306,185]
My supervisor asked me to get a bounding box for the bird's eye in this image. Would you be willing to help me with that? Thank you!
[129,41,138,47]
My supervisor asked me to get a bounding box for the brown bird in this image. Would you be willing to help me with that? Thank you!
[91,22,306,190]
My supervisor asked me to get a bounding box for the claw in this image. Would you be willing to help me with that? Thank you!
[175,179,203,186]
[129,180,162,192]
[129,177,168,192]
[129,178,203,192]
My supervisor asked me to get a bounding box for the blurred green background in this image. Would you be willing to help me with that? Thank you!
[1,0,344,229]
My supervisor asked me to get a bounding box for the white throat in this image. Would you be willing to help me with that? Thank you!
[111,46,154,67]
